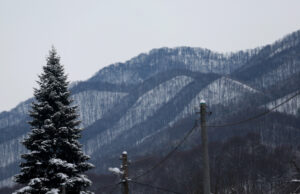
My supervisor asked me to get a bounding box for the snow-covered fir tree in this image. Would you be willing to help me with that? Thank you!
[14,47,94,194]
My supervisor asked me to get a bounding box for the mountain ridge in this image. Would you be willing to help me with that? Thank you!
[0,29,300,188]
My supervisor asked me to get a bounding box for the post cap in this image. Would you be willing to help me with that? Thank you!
[122,151,127,155]
[200,99,206,104]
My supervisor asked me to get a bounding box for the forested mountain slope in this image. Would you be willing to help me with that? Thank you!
[0,30,300,191]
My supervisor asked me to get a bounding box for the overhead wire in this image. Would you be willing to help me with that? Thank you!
[130,90,300,181]
[292,183,300,194]
[131,121,198,180]
[105,90,300,193]
[206,90,300,128]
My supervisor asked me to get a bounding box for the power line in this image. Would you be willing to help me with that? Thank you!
[131,121,198,180]
[126,90,300,187]
[207,90,300,128]
[130,91,300,181]
[292,184,300,194]
[130,180,182,194]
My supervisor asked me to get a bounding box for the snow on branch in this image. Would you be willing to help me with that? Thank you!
[108,167,123,175]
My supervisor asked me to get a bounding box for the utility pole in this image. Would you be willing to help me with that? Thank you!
[121,151,129,194]
[200,100,211,194]
[61,184,66,194]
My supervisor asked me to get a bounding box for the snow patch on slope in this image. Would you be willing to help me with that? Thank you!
[266,91,300,116]
[0,177,14,188]
[169,77,258,126]
[252,59,300,88]
[0,135,26,168]
[73,91,127,127]
[0,100,31,130]
[85,76,194,155]
[115,76,193,130]
[91,47,257,84]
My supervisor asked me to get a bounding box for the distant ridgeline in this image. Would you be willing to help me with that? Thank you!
[0,30,300,189]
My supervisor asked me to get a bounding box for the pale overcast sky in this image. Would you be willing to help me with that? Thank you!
[0,0,300,112]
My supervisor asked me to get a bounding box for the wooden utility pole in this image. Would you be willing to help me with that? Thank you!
[121,151,129,194]
[200,100,211,194]
[61,184,66,194]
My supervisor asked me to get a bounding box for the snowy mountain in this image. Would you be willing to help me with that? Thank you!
[0,30,300,188]
[89,47,258,85]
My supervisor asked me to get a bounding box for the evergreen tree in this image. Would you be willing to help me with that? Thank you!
[14,47,94,194]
